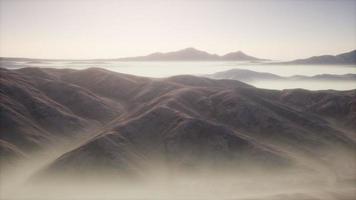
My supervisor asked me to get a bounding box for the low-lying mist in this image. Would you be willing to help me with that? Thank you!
[251,80,356,90]
[1,146,355,200]
[1,67,355,200]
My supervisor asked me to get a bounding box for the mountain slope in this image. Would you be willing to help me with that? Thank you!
[1,67,355,178]
[0,68,124,160]
[26,70,354,177]
[207,69,282,81]
[221,51,268,61]
[207,68,356,82]
[281,49,356,65]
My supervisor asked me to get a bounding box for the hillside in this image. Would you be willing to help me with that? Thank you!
[0,67,355,179]
[281,49,356,65]
[207,68,356,82]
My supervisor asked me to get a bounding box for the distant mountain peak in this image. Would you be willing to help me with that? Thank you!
[221,50,267,61]
[174,47,212,54]
[118,48,267,61]
[182,47,199,51]
[232,50,244,54]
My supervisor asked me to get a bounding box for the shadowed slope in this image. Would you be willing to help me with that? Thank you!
[1,67,355,178]
[0,68,125,158]
[26,69,354,177]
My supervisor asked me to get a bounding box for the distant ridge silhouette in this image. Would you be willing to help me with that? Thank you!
[1,49,355,64]
[280,49,356,65]
[117,47,268,61]
[207,68,356,82]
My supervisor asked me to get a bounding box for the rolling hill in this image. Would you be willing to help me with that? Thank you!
[280,49,356,65]
[0,67,355,179]
[207,68,356,82]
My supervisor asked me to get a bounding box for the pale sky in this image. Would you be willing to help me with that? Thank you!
[0,0,355,60]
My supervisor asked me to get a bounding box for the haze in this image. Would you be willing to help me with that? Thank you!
[1,0,356,60]
[0,1,355,200]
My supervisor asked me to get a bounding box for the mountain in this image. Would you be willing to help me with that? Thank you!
[281,49,356,65]
[2,49,355,64]
[1,67,355,179]
[0,139,26,165]
[118,47,267,61]
[0,48,267,64]
[220,51,267,61]
[207,68,356,82]
[0,68,123,160]
[118,47,219,61]
[207,69,282,82]
[302,73,356,81]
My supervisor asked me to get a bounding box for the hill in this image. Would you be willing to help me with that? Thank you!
[207,68,356,82]
[281,49,356,65]
[0,67,355,179]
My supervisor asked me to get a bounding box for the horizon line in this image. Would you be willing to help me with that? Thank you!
[0,48,354,61]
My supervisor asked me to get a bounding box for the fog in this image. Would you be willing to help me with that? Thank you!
[1,145,355,200]
[2,61,355,77]
[2,172,355,200]
[251,80,356,90]
[1,61,355,91]
[0,62,355,199]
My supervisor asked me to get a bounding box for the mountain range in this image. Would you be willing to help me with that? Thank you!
[207,69,356,82]
[1,48,355,64]
[1,67,355,179]
[117,47,267,61]
[0,48,267,62]
[280,49,356,65]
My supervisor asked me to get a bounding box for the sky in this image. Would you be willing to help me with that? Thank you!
[0,0,355,60]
